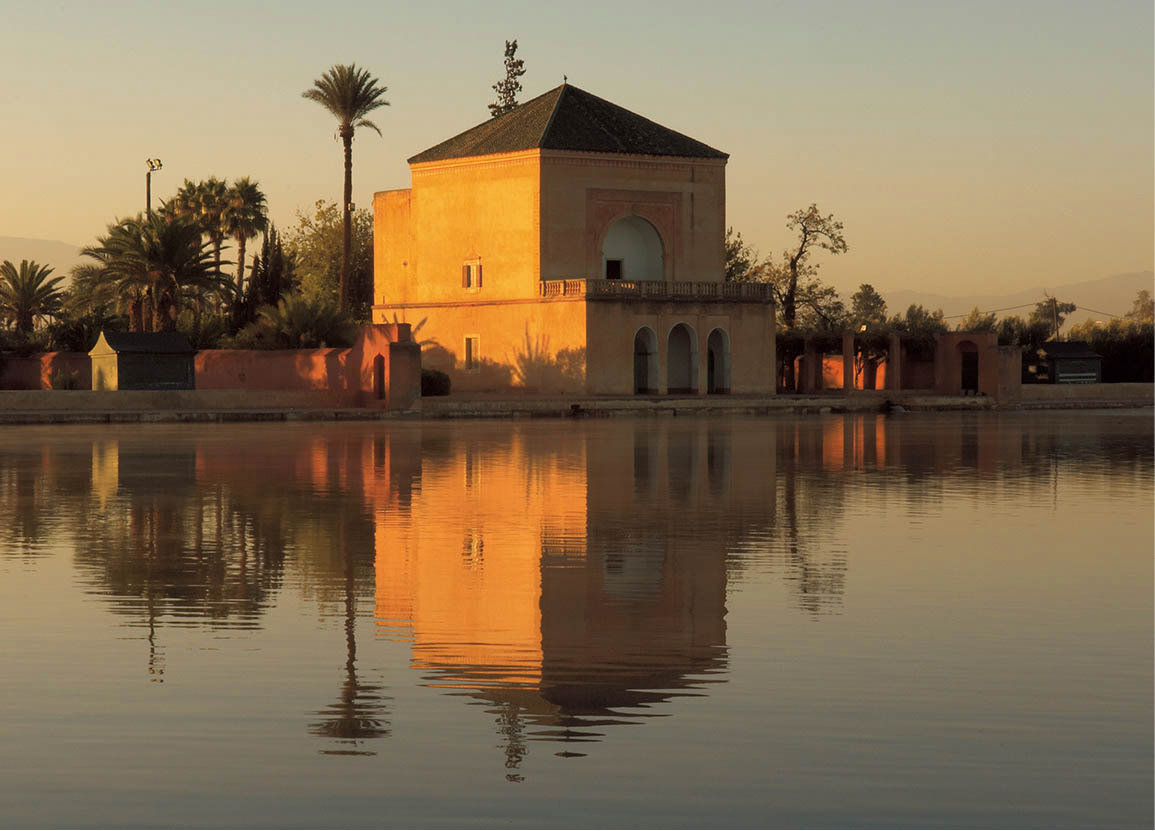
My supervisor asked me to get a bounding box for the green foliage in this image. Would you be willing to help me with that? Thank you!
[168,177,230,273]
[80,213,230,332]
[996,315,1052,351]
[302,64,389,136]
[421,368,451,396]
[48,369,81,390]
[46,306,125,352]
[0,259,66,334]
[177,310,231,349]
[1067,317,1154,382]
[956,306,998,332]
[285,200,372,320]
[236,224,293,328]
[227,293,358,350]
[1028,297,1077,337]
[222,177,268,293]
[777,204,848,328]
[849,284,887,328]
[1126,289,1153,323]
[489,39,526,118]
[889,304,947,359]
[724,227,758,282]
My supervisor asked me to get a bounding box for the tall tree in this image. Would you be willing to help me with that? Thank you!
[849,284,887,329]
[222,177,268,294]
[489,39,525,118]
[0,259,66,334]
[1125,289,1153,323]
[302,64,389,313]
[776,204,848,329]
[170,177,230,277]
[285,200,373,319]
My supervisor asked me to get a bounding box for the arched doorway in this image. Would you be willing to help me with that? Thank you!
[633,327,658,394]
[667,323,698,394]
[958,340,979,394]
[602,216,663,281]
[706,328,730,394]
[372,354,385,400]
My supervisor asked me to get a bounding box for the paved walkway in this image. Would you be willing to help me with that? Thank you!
[0,386,1148,425]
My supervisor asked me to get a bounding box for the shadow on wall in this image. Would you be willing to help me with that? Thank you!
[513,329,585,393]
[423,344,514,392]
[422,331,586,395]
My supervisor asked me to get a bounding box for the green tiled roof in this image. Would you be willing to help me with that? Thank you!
[408,84,728,164]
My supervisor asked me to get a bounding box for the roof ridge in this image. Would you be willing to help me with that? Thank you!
[537,84,567,147]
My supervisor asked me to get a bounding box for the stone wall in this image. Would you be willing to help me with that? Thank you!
[1,324,420,410]
[1,352,91,390]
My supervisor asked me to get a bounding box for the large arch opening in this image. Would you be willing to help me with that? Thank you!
[706,328,730,394]
[633,327,658,395]
[667,323,698,394]
[958,340,979,394]
[602,216,663,282]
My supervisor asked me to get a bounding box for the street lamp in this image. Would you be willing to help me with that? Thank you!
[145,158,163,216]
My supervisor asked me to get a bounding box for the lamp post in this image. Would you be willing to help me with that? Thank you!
[145,158,163,216]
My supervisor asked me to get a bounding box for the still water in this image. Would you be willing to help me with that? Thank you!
[0,412,1150,828]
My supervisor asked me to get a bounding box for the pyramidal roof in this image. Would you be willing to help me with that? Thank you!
[408,84,728,165]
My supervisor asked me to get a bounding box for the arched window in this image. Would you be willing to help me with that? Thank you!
[602,216,663,282]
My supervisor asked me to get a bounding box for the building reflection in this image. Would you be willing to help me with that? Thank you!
[374,420,815,774]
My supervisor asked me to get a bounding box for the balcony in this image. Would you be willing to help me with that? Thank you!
[539,279,774,303]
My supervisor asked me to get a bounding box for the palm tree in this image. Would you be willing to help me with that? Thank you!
[80,214,229,332]
[0,259,66,335]
[222,177,268,295]
[170,177,230,277]
[302,64,389,313]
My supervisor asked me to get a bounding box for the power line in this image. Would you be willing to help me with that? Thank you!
[1077,305,1123,319]
[942,302,1037,319]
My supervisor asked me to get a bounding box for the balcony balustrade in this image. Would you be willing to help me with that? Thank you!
[539,279,774,303]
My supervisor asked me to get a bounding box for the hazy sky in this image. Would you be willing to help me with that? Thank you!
[2,0,1151,298]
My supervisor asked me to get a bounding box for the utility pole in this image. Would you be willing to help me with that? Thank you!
[145,158,162,216]
[1051,296,1059,341]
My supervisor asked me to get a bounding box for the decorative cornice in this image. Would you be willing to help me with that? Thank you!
[410,149,542,176]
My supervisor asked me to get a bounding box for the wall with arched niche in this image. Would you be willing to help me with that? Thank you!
[602,216,663,281]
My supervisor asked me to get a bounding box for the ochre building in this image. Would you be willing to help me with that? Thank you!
[372,84,776,395]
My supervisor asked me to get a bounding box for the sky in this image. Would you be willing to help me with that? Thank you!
[1,0,1151,299]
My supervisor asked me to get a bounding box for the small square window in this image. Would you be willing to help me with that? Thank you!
[464,336,480,372]
[605,259,623,280]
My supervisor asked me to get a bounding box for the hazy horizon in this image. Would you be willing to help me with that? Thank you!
[2,0,1151,299]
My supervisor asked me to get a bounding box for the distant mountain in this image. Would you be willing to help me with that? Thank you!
[0,237,84,280]
[881,271,1154,329]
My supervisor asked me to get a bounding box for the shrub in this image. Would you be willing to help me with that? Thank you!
[223,293,358,350]
[421,368,450,396]
[49,369,81,390]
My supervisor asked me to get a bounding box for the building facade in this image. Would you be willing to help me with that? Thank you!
[372,84,775,396]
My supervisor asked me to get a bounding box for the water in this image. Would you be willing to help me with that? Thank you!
[0,411,1150,828]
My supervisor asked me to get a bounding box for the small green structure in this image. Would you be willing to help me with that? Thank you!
[89,332,196,390]
[1033,341,1103,384]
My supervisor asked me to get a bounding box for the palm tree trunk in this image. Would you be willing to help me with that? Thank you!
[236,235,247,296]
[213,238,224,314]
[341,126,353,314]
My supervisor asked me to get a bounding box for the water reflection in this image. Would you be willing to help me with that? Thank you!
[0,412,1148,775]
